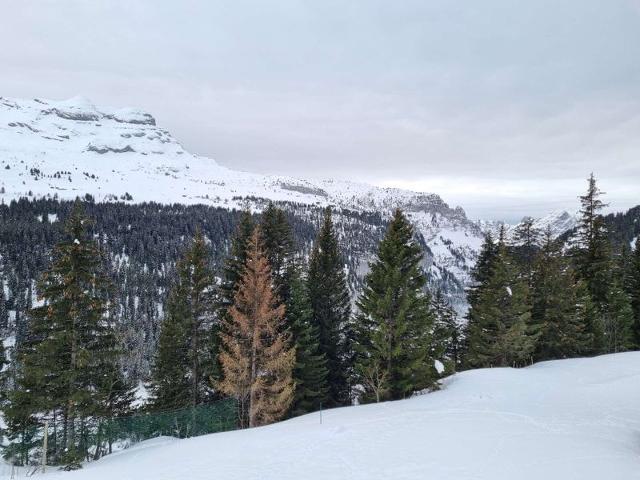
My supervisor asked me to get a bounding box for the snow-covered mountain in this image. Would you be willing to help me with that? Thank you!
[10,352,638,480]
[480,209,579,242]
[0,96,583,312]
[530,209,579,237]
[0,96,484,302]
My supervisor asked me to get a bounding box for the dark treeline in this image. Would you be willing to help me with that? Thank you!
[0,174,638,469]
[0,197,395,381]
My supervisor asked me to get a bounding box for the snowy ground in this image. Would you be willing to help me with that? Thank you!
[3,352,638,479]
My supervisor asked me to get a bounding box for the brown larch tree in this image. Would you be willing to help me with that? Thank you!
[217,227,295,428]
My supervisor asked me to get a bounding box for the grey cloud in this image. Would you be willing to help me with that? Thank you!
[1,0,639,220]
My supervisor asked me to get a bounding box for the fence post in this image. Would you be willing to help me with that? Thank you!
[42,420,49,473]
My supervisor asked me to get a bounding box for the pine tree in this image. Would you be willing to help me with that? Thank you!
[465,229,536,368]
[217,228,295,428]
[531,228,592,360]
[150,230,216,412]
[354,209,438,402]
[288,272,328,416]
[5,203,125,467]
[630,241,640,347]
[307,207,352,407]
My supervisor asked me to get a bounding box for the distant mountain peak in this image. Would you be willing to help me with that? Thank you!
[480,209,579,243]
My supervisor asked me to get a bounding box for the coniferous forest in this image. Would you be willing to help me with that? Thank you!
[0,174,639,469]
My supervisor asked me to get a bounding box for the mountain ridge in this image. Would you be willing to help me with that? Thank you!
[0,95,485,295]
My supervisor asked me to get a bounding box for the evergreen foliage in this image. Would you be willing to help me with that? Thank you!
[0,334,6,402]
[287,272,328,416]
[532,228,592,360]
[431,290,462,370]
[575,173,611,308]
[601,257,634,353]
[354,210,439,402]
[150,230,216,411]
[218,210,256,321]
[260,204,329,416]
[573,280,604,355]
[0,278,7,331]
[461,233,497,365]
[4,203,131,467]
[630,241,640,347]
[307,207,352,407]
[260,204,295,302]
[466,232,498,307]
[511,217,541,287]
[464,229,537,368]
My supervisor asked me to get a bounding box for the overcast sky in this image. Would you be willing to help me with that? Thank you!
[2,0,639,221]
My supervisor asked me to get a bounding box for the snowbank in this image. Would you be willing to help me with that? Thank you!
[30,352,640,480]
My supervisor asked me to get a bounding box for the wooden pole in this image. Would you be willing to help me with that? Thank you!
[42,420,49,473]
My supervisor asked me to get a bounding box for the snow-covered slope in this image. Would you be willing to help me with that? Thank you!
[0,95,483,291]
[16,352,639,480]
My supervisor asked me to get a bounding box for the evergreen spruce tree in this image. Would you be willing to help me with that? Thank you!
[431,290,462,370]
[601,257,634,353]
[512,217,540,287]
[466,232,498,306]
[630,241,640,347]
[260,204,295,302]
[575,173,611,308]
[465,228,536,368]
[218,210,255,319]
[0,288,7,331]
[5,203,125,468]
[94,362,135,458]
[288,272,328,416]
[462,232,498,365]
[2,379,40,466]
[149,295,190,410]
[354,209,438,402]
[218,228,295,428]
[307,207,352,407]
[532,228,592,360]
[150,230,215,412]
[260,205,329,415]
[574,280,604,355]
[0,334,6,400]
